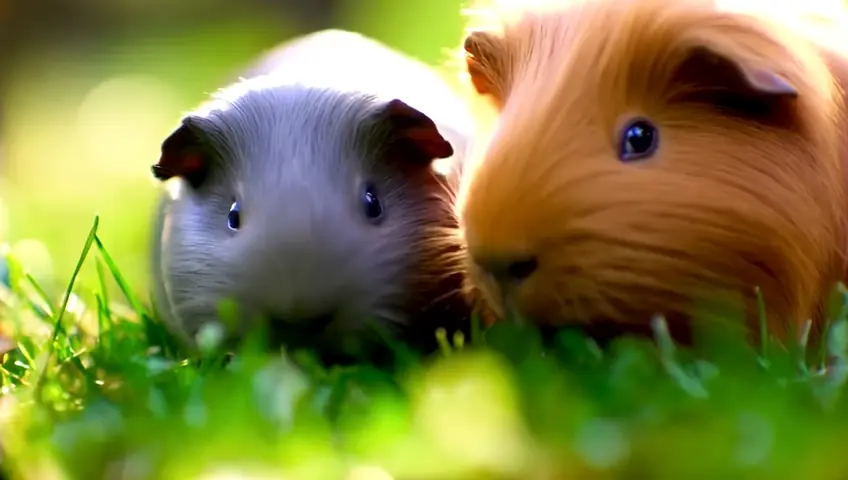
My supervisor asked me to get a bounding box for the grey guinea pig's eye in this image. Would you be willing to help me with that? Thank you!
[227,201,241,231]
[618,118,659,162]
[361,182,383,223]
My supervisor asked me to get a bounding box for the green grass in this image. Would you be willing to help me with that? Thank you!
[2,216,848,479]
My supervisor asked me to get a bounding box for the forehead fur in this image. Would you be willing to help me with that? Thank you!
[188,75,383,180]
[473,0,839,118]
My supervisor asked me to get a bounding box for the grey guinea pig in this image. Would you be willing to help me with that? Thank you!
[148,29,475,364]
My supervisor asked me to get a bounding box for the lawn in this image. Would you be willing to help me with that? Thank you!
[1,215,848,479]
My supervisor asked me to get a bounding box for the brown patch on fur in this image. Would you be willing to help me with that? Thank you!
[457,0,848,345]
[387,142,473,354]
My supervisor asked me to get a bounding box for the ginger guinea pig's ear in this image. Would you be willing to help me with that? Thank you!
[374,98,454,165]
[464,31,508,102]
[151,118,212,189]
[671,46,798,121]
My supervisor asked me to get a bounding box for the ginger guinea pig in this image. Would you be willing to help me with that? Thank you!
[457,0,848,344]
[149,29,473,363]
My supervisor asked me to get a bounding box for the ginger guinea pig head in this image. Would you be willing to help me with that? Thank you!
[459,0,848,340]
[151,76,467,360]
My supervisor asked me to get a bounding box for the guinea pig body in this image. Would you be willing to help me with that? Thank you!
[458,0,848,344]
[150,29,474,362]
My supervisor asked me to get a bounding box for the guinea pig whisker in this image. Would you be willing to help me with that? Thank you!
[369,307,407,328]
[422,289,460,312]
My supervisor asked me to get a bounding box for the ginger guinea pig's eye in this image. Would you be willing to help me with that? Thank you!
[360,182,384,224]
[619,118,659,162]
[227,200,241,231]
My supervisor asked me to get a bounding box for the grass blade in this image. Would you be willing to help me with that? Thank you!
[93,234,143,315]
[49,215,99,343]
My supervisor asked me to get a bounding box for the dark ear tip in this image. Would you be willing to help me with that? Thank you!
[383,98,432,125]
[377,98,454,163]
[436,140,454,159]
[385,98,408,110]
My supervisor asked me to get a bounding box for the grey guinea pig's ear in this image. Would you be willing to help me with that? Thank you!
[150,118,210,189]
[375,98,454,165]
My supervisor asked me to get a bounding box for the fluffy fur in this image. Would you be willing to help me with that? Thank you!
[457,0,848,344]
[151,30,473,363]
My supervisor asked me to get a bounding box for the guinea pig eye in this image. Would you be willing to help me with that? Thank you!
[619,118,658,162]
[227,201,241,231]
[361,183,383,222]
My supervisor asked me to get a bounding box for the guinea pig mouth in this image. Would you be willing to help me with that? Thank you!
[266,313,336,341]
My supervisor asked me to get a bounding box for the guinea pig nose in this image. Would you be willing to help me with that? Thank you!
[476,256,539,284]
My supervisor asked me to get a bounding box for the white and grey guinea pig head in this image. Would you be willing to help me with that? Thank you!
[149,76,471,362]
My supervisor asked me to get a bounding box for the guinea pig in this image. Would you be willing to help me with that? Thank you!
[456,0,848,346]
[149,29,474,364]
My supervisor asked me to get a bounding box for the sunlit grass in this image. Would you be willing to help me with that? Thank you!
[0,215,846,479]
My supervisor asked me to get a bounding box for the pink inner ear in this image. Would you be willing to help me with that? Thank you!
[181,153,203,174]
[740,67,797,97]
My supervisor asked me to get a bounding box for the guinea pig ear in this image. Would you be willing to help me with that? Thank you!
[464,31,508,101]
[671,46,798,119]
[151,118,211,188]
[376,99,454,164]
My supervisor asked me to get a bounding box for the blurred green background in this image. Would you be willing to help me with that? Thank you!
[0,0,467,300]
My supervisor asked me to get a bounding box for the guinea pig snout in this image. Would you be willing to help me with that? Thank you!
[232,227,358,334]
[473,255,539,289]
[268,311,336,335]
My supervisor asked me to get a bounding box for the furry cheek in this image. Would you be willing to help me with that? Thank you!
[465,262,506,319]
